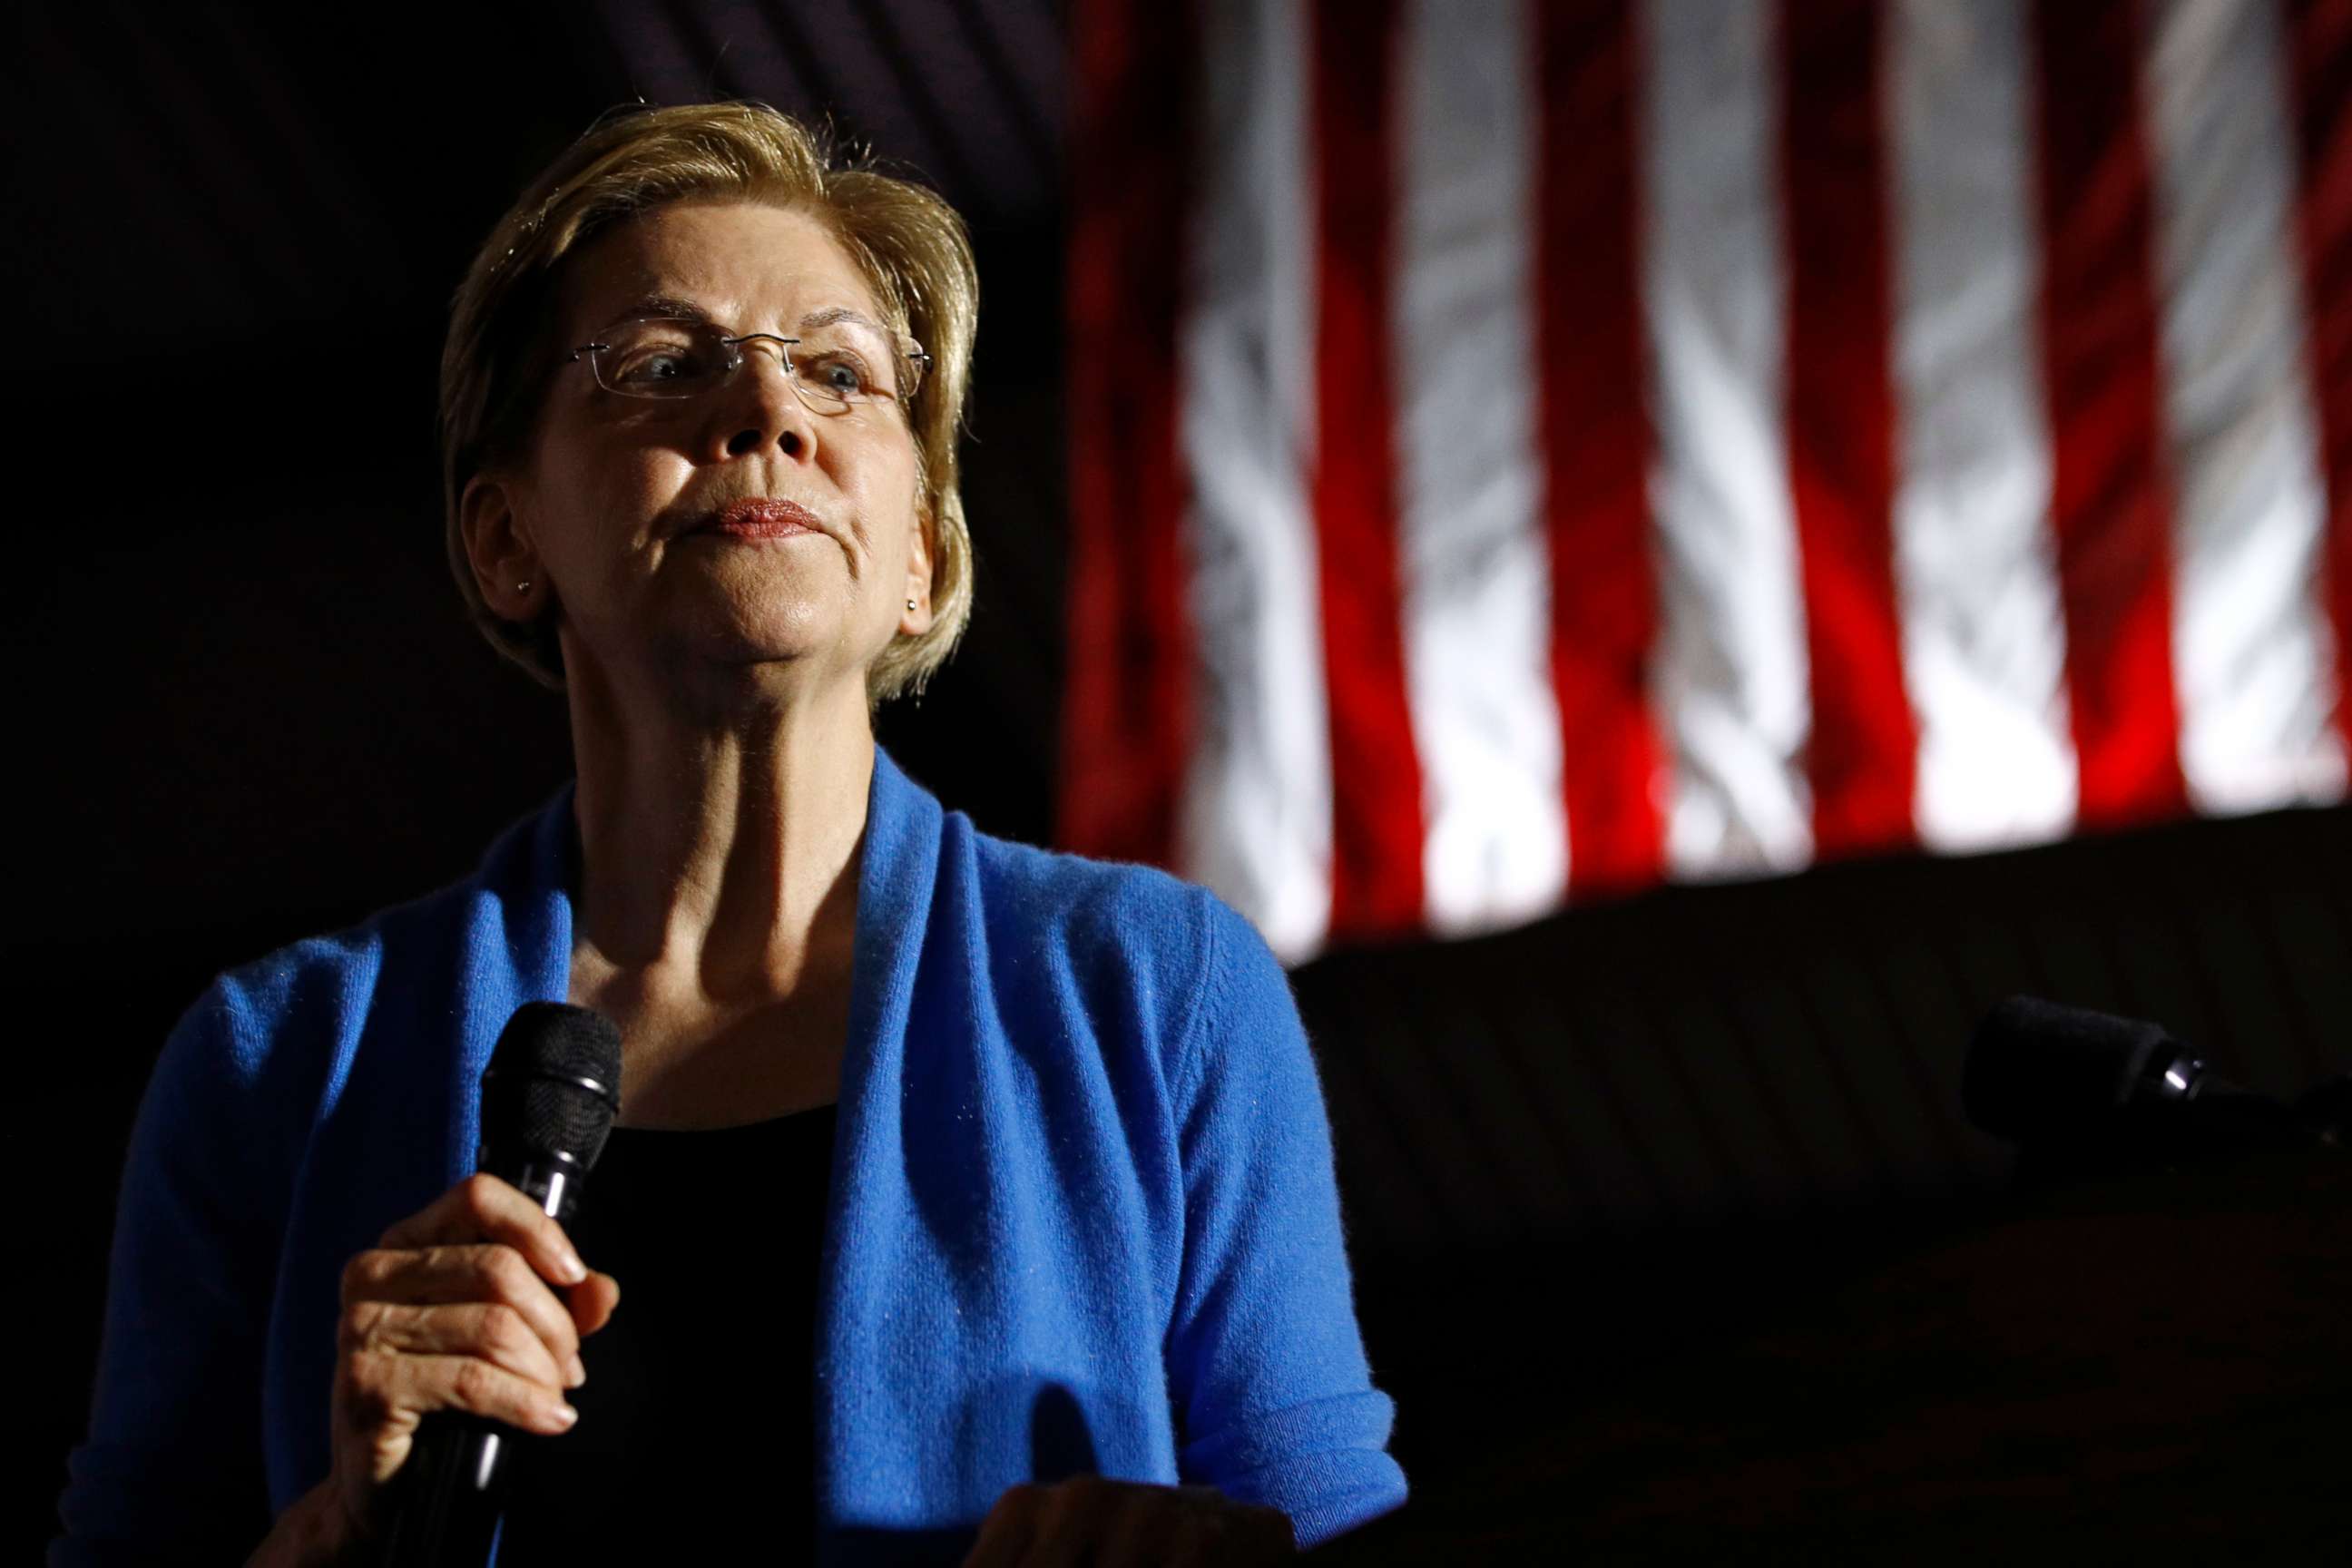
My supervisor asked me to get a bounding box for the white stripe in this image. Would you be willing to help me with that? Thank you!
[1642,0,1812,877]
[1177,0,1334,960]
[1392,0,1567,936]
[1886,0,2079,852]
[2146,0,2349,815]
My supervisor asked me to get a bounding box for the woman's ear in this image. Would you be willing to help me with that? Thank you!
[459,470,542,622]
[899,501,936,635]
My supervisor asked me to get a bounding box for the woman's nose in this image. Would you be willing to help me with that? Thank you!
[713,339,818,460]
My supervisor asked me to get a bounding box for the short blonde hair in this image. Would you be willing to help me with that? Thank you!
[439,101,978,702]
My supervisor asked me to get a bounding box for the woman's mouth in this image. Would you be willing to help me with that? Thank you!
[696,497,825,538]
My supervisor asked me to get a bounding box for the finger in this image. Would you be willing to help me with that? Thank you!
[379,1173,591,1288]
[1093,1485,1178,1568]
[1238,1504,1298,1560]
[566,1270,623,1339]
[343,1347,579,1440]
[341,1298,570,1392]
[1164,1508,1219,1568]
[1024,1478,1119,1568]
[344,1243,583,1374]
[961,1482,1041,1568]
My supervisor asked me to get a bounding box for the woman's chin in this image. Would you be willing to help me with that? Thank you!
[684,622,871,686]
[612,590,881,687]
[681,593,836,652]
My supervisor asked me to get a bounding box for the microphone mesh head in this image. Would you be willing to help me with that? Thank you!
[1964,995,2171,1143]
[481,1002,624,1173]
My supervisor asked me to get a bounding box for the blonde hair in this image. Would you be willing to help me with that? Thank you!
[439,101,978,702]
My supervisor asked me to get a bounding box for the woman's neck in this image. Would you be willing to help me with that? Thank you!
[564,655,874,1008]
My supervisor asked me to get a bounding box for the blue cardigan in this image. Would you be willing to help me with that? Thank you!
[55,748,1406,1562]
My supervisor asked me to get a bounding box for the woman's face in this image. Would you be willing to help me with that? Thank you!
[468,199,931,700]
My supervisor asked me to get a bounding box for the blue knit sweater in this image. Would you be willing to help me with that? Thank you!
[54,748,1406,1563]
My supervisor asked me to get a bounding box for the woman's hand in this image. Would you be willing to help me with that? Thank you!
[255,1173,621,1563]
[962,1478,1296,1567]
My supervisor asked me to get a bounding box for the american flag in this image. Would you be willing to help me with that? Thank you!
[1061,0,2352,961]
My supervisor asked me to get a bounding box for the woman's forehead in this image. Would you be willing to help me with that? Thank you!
[564,200,883,334]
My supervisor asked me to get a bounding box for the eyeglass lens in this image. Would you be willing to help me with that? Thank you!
[593,318,916,407]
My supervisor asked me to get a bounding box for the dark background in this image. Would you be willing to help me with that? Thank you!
[15,3,2351,1560]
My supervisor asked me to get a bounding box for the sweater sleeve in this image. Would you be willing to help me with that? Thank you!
[51,976,283,1565]
[1163,891,1408,1548]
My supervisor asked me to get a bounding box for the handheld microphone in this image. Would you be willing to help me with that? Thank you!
[381,1002,623,1568]
[1963,995,2307,1164]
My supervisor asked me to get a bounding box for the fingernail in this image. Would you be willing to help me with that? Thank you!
[557,1249,587,1284]
[550,1401,579,1429]
[567,1354,588,1388]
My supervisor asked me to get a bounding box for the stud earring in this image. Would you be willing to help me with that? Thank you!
[516,582,532,594]
[906,598,917,612]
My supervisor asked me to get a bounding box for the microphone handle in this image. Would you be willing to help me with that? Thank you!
[380,1155,585,1568]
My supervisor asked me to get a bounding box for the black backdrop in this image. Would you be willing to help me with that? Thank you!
[15,4,2351,1560]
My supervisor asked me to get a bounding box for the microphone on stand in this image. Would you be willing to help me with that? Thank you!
[381,1002,623,1568]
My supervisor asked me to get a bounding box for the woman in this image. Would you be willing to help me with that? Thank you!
[53,103,1406,1564]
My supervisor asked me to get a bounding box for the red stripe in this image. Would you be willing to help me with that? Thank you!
[2032,0,2190,828]
[1536,0,1665,897]
[2288,0,2352,760]
[1779,0,1918,857]
[1311,0,1426,938]
[1060,0,1194,866]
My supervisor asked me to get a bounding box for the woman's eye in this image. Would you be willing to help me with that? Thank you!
[803,353,869,397]
[609,335,713,387]
[607,350,677,386]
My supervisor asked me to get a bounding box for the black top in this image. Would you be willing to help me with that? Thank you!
[495,1102,839,1563]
